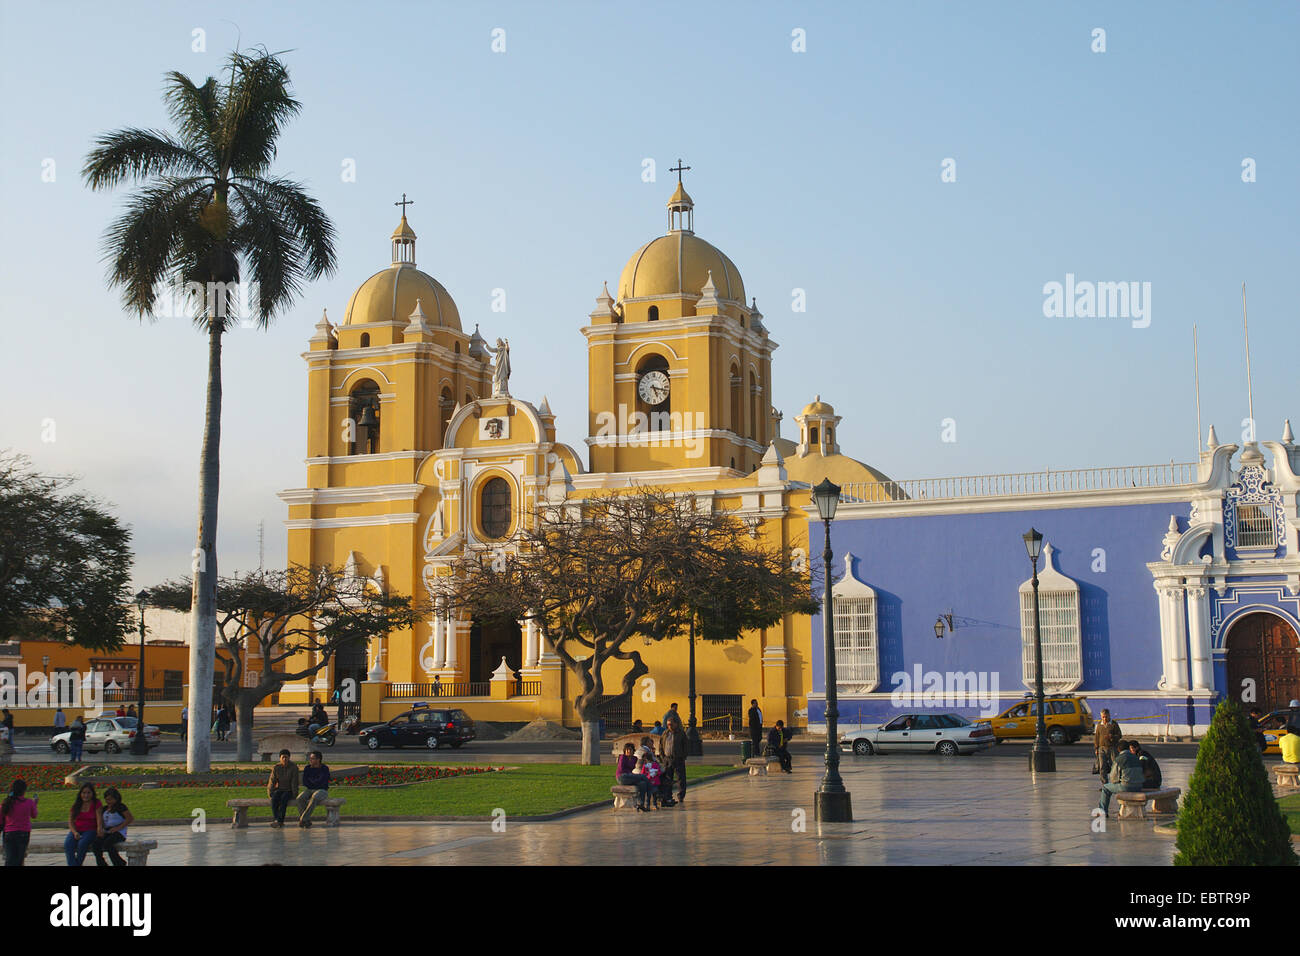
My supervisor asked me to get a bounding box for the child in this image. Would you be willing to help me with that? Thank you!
[640,751,665,809]
[93,787,134,866]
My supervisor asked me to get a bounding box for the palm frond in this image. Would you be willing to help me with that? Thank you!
[221,50,301,176]
[82,129,212,189]
[162,72,223,164]
[227,179,301,326]
[101,177,212,317]
[232,175,337,279]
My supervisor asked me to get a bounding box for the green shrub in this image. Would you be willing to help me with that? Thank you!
[1174,699,1296,866]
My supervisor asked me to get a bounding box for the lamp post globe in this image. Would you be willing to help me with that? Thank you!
[130,589,150,756]
[813,477,852,822]
[1022,529,1055,773]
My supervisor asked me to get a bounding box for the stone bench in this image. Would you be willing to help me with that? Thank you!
[27,839,158,866]
[227,797,346,828]
[610,785,640,810]
[1115,787,1181,820]
[1275,764,1299,788]
[745,757,771,776]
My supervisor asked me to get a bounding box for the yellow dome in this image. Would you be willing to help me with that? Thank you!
[343,264,461,330]
[617,232,745,303]
[801,396,835,417]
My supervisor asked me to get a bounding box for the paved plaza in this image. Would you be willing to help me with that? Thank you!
[22,752,1193,866]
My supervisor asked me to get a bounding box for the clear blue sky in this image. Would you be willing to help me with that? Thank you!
[1,0,1295,589]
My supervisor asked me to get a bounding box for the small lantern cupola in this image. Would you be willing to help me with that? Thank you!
[666,158,694,234]
[794,395,842,458]
[392,193,417,266]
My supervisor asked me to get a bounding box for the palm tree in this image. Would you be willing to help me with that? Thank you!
[83,48,337,771]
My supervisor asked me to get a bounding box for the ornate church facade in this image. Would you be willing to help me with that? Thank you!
[277,182,894,731]
[277,181,1299,737]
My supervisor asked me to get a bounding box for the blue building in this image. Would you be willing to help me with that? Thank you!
[804,421,1300,737]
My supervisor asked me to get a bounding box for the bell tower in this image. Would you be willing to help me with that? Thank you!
[584,170,777,475]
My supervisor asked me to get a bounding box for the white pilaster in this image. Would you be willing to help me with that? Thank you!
[523,617,539,669]
[1185,585,1213,691]
[1161,585,1189,692]
[432,598,447,669]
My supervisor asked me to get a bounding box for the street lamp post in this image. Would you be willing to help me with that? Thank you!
[1022,529,1055,773]
[686,617,704,756]
[130,590,150,756]
[813,478,852,822]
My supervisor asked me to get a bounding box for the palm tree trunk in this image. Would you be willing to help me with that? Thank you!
[186,318,222,772]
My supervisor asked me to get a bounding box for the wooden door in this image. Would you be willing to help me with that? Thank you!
[1226,613,1300,710]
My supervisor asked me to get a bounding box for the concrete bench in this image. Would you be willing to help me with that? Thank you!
[27,839,158,866]
[610,785,640,810]
[1115,787,1181,819]
[745,757,770,776]
[1275,764,1299,788]
[227,797,346,828]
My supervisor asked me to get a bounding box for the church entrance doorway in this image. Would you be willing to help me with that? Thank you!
[470,619,521,684]
[1225,612,1300,711]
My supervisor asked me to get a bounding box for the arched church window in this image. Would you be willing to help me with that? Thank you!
[648,306,659,322]
[635,354,670,429]
[455,342,461,354]
[440,387,455,442]
[480,477,511,540]
[360,333,370,348]
[832,554,880,694]
[348,380,381,455]
[748,372,758,441]
[730,364,742,435]
[810,425,819,445]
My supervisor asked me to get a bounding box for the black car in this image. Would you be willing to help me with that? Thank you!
[358,707,475,750]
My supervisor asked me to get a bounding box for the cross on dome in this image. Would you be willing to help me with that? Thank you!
[395,193,414,215]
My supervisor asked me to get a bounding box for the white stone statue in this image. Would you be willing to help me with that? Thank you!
[484,337,511,397]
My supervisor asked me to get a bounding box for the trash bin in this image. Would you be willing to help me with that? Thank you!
[740,739,753,761]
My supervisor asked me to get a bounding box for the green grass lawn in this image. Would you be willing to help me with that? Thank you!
[29,764,734,821]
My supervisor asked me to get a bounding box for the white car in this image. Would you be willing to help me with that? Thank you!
[839,712,995,756]
[51,716,161,754]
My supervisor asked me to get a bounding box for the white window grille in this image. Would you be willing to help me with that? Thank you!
[831,553,879,694]
[1018,542,1082,693]
[1235,503,1275,549]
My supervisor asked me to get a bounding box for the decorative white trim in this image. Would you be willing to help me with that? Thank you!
[831,553,879,694]
[284,513,419,530]
[1018,543,1083,693]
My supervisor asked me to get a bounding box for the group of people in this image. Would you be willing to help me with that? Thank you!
[0,780,135,867]
[267,749,333,827]
[1092,707,1163,816]
[614,708,689,811]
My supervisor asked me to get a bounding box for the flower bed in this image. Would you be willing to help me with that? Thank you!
[2,763,505,792]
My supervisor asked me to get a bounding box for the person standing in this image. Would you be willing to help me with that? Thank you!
[216,705,230,742]
[747,699,764,756]
[125,704,136,720]
[296,751,331,827]
[1,708,14,750]
[1248,707,1266,752]
[92,787,133,866]
[662,703,681,728]
[180,704,188,742]
[64,784,102,866]
[767,720,792,773]
[54,708,67,733]
[660,717,688,806]
[1,780,38,866]
[267,749,300,828]
[1093,709,1121,778]
[68,716,86,763]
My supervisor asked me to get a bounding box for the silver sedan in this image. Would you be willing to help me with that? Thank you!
[839,713,995,756]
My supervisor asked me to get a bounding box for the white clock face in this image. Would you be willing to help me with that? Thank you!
[637,370,670,406]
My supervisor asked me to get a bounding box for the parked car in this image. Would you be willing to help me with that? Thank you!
[50,716,161,754]
[1257,705,1300,755]
[986,695,1093,745]
[358,706,475,750]
[839,713,995,756]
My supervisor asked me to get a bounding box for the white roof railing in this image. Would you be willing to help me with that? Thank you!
[839,461,1200,504]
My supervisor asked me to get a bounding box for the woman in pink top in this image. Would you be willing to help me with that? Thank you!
[2,779,38,866]
[64,784,102,867]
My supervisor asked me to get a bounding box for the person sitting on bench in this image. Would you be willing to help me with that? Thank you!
[267,750,299,829]
[297,750,331,828]
[1128,739,1162,789]
[766,720,792,774]
[1099,739,1145,816]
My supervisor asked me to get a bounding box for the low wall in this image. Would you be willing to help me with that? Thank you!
[6,704,186,732]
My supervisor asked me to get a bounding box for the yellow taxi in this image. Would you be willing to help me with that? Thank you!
[1257,706,1300,756]
[987,695,1094,745]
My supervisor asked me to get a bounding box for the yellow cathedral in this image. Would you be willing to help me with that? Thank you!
[277,178,898,731]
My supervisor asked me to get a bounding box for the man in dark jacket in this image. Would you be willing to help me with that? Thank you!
[1099,740,1146,816]
[658,717,688,806]
[747,699,763,756]
[767,720,792,773]
[297,750,332,827]
[1130,739,1162,789]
